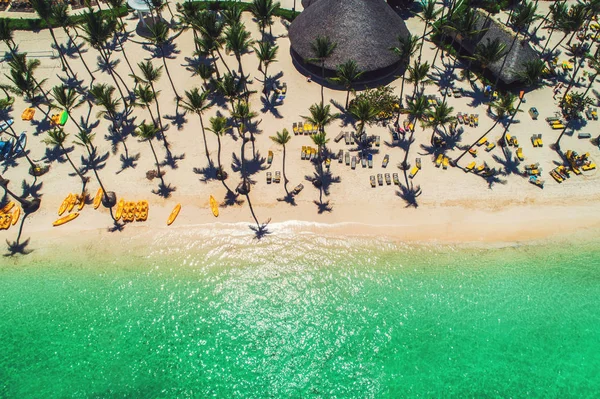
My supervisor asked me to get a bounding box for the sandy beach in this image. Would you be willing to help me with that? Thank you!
[1,0,600,255]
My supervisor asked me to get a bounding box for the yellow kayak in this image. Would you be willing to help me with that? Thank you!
[167,203,181,226]
[115,199,124,221]
[0,214,11,230]
[66,193,77,213]
[53,212,79,227]
[136,200,148,222]
[1,201,15,214]
[210,195,219,217]
[11,207,20,226]
[77,194,85,211]
[93,188,103,209]
[58,194,72,216]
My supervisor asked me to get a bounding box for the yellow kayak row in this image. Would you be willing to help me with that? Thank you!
[116,199,148,223]
[58,193,85,216]
[0,202,21,230]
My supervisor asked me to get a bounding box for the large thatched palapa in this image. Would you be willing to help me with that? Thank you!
[289,0,410,79]
[453,11,539,84]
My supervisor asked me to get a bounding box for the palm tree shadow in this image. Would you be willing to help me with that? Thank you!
[329,98,355,126]
[223,189,244,206]
[465,84,489,108]
[21,178,43,199]
[30,117,53,136]
[493,149,523,176]
[277,192,298,206]
[231,151,268,180]
[39,144,70,165]
[313,199,333,213]
[58,74,85,90]
[161,151,185,169]
[152,181,176,198]
[193,162,219,182]
[481,169,507,189]
[80,149,109,174]
[304,164,341,197]
[108,220,126,232]
[1,154,20,173]
[259,95,284,118]
[4,211,32,257]
[164,109,187,130]
[396,182,422,208]
[116,153,141,174]
[429,63,458,90]
[250,220,271,239]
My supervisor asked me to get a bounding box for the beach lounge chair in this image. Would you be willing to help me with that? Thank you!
[516,147,524,161]
[512,136,518,147]
[474,114,479,127]
[385,173,391,185]
[435,154,443,167]
[368,154,373,168]
[351,156,357,170]
[409,166,419,178]
[529,107,539,120]
[303,122,311,134]
[582,162,596,171]
[377,174,383,186]
[335,131,344,143]
[345,132,350,145]
[477,137,488,146]
[585,108,593,120]
[457,112,464,124]
[274,171,281,183]
[536,134,543,147]
[592,108,598,120]
[361,156,367,168]
[486,142,496,152]
[453,88,463,98]
[442,156,449,169]
[267,150,273,165]
[266,172,272,184]
[345,152,350,165]
[350,133,355,145]
[469,148,477,157]
[552,123,565,130]
[382,154,389,168]
[550,170,563,183]
[505,133,512,146]
[476,163,487,173]
[525,163,540,171]
[578,133,592,139]
[393,173,399,185]
[529,176,544,188]
[545,116,560,123]
[531,134,538,147]
[338,149,344,163]
[292,183,304,195]
[21,108,35,121]
[301,146,306,160]
[370,175,376,187]
[375,136,380,147]
[298,122,304,134]
[416,158,422,169]
[465,161,476,172]
[293,122,298,135]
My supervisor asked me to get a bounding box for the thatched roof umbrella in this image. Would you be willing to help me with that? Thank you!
[453,11,539,84]
[289,0,410,79]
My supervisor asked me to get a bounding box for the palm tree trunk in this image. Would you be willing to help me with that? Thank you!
[345,90,350,109]
[0,180,37,211]
[540,24,556,56]
[147,138,164,181]
[47,26,76,78]
[63,28,95,82]
[215,47,232,75]
[59,142,87,186]
[561,54,583,101]
[148,82,170,156]
[98,47,128,105]
[282,144,289,195]
[209,50,222,80]
[418,22,428,63]
[160,48,180,100]
[198,114,212,167]
[454,119,501,165]
[5,126,38,172]
[555,120,570,149]
[216,135,233,193]
[582,73,598,98]
[550,32,569,56]
[495,32,520,87]
[244,192,261,230]
[320,61,325,104]
[85,145,115,218]
[531,8,552,38]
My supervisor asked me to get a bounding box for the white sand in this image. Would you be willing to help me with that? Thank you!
[2,2,600,252]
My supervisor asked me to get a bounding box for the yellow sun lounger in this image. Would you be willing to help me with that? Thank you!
[435,154,443,167]
[409,166,419,178]
[552,123,565,130]
[469,148,477,157]
[465,161,476,172]
[442,156,449,169]
[477,137,488,146]
[582,163,596,171]
[485,142,496,152]
[516,147,524,161]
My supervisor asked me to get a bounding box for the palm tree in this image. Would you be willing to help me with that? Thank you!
[329,60,364,109]
[518,59,546,86]
[43,128,87,188]
[206,115,233,190]
[221,2,243,27]
[80,9,130,105]
[224,22,254,94]
[249,0,280,38]
[555,91,592,150]
[425,101,455,145]
[270,128,291,195]
[0,178,40,214]
[193,10,231,76]
[147,21,181,101]
[348,97,378,137]
[539,1,567,56]
[189,63,215,89]
[0,19,17,55]
[311,131,329,203]
[134,60,169,151]
[302,102,340,134]
[89,83,130,158]
[133,84,158,126]
[582,56,600,99]
[29,0,76,78]
[416,0,441,63]
[406,61,432,96]
[51,4,95,82]
[50,85,85,135]
[5,53,48,104]
[135,122,166,185]
[181,88,213,167]
[454,93,519,164]
[74,130,116,210]
[308,36,337,104]
[389,33,420,107]
[216,73,244,124]
[510,0,539,34]
[474,38,507,87]
[177,0,202,51]
[254,41,279,97]
[549,3,587,55]
[232,99,259,155]
[401,96,428,179]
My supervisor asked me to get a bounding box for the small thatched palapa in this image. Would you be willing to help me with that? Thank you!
[289,0,410,76]
[453,11,539,84]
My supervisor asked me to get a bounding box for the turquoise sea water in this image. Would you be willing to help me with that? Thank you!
[1,231,599,398]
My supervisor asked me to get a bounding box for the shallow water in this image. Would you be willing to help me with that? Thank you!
[1,232,599,398]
